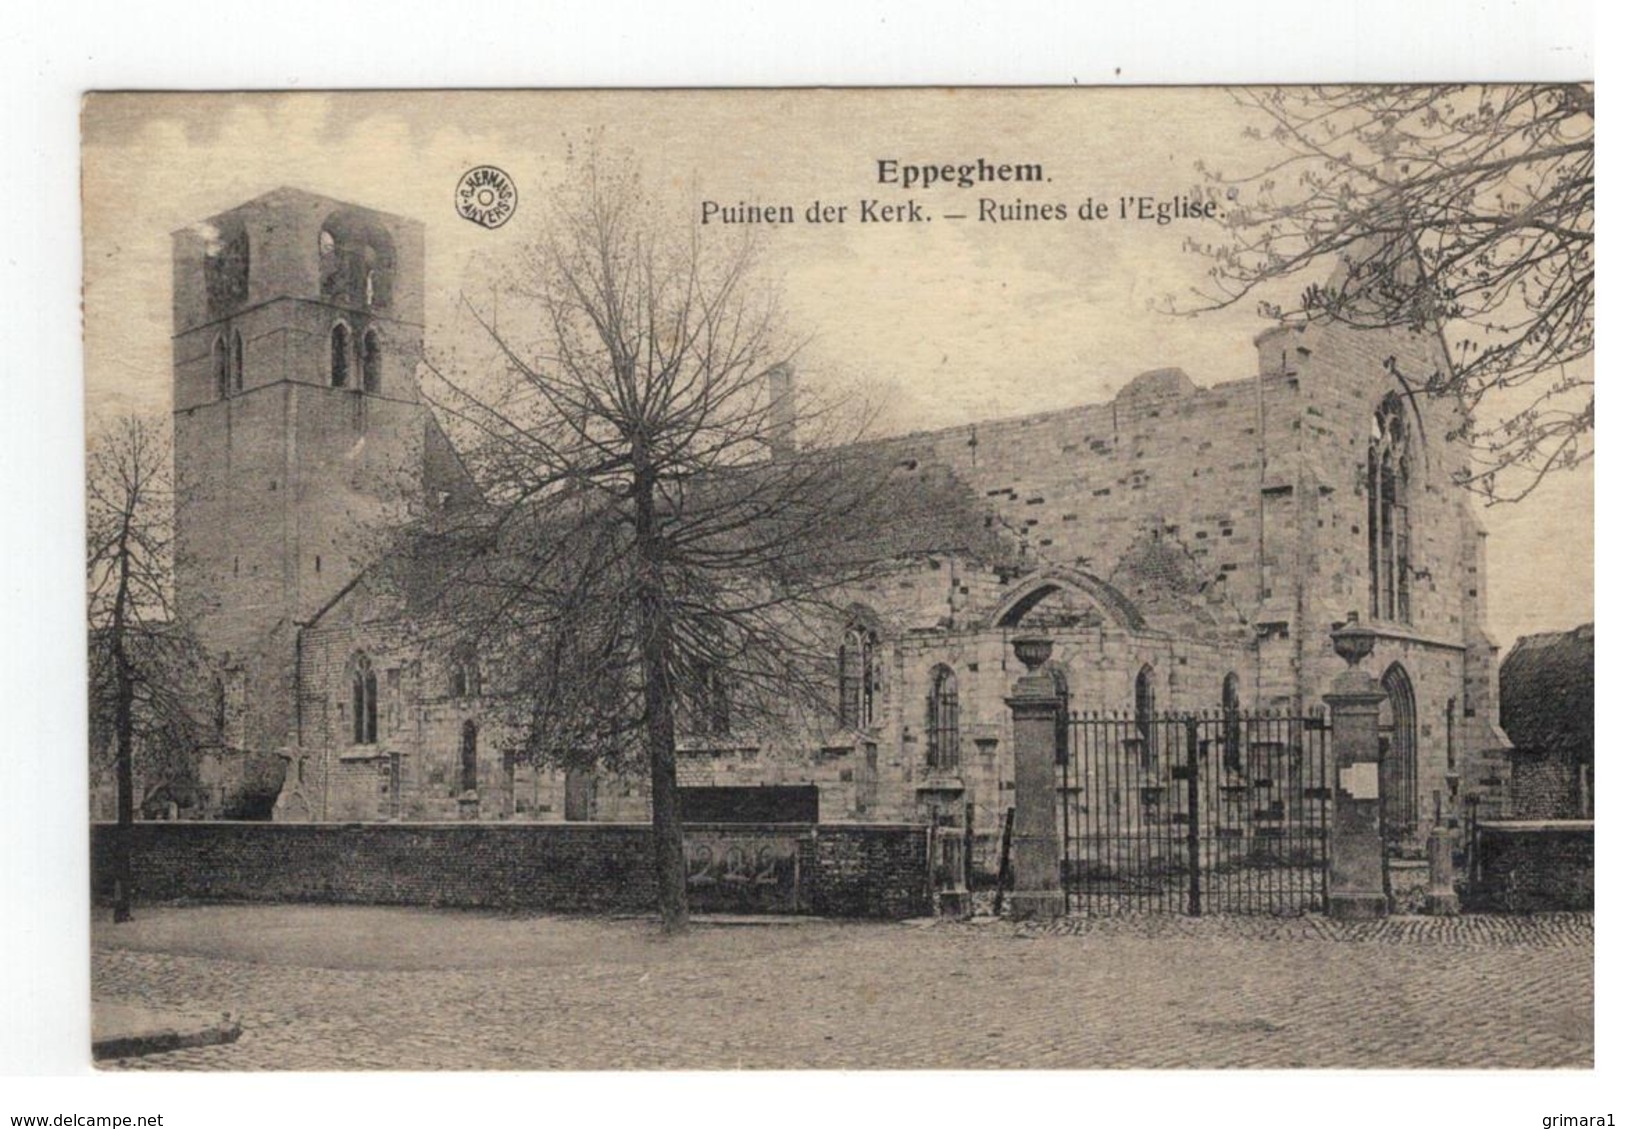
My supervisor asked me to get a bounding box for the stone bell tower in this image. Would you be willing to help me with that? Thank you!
[171,187,428,757]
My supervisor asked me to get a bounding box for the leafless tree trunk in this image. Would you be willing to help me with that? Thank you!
[87,415,214,923]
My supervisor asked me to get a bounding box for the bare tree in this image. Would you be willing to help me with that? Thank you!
[1183,85,1592,502]
[421,161,899,932]
[87,415,214,922]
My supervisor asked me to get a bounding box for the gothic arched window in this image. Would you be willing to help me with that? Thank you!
[320,211,395,309]
[838,618,880,729]
[460,720,479,794]
[330,322,351,388]
[230,329,245,393]
[204,220,250,317]
[449,652,480,699]
[212,335,229,399]
[694,664,731,738]
[1134,665,1157,772]
[351,654,378,745]
[1221,671,1242,773]
[1368,394,1412,623]
[361,328,382,393]
[926,665,960,772]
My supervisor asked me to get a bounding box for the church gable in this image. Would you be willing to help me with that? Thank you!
[1106,525,1238,636]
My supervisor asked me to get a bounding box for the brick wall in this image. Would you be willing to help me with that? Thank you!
[802,824,933,918]
[90,820,932,919]
[1468,821,1593,912]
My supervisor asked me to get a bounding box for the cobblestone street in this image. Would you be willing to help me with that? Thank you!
[93,905,1592,1070]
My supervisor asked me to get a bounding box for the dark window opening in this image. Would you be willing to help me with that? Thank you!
[1134,665,1157,772]
[212,676,227,738]
[230,329,245,393]
[319,211,395,309]
[838,620,880,728]
[460,720,479,794]
[926,665,960,772]
[1368,394,1412,623]
[212,335,229,399]
[361,329,382,393]
[449,653,481,700]
[351,655,378,745]
[693,665,731,738]
[1221,672,1242,772]
[204,221,250,316]
[330,322,351,387]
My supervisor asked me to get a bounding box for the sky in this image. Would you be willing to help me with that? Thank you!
[80,88,1593,648]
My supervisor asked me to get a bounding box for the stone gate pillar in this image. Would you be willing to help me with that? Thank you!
[1006,635,1065,920]
[1325,618,1389,920]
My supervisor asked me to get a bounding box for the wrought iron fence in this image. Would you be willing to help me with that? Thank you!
[1059,710,1331,916]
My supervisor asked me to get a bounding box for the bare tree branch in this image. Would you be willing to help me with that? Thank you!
[1178,85,1592,502]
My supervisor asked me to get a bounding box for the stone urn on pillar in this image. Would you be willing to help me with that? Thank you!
[1005,634,1066,920]
[1325,616,1390,920]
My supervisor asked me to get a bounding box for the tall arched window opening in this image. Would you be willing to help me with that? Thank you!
[230,329,245,393]
[838,619,879,729]
[1134,665,1157,771]
[460,720,479,794]
[330,322,352,388]
[361,329,381,393]
[1221,672,1242,773]
[212,335,229,399]
[926,666,960,772]
[319,211,395,309]
[1368,394,1412,623]
[694,665,731,738]
[1379,662,1418,845]
[449,651,480,700]
[351,655,378,745]
[204,220,250,317]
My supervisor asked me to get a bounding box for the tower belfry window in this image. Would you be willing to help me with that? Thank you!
[319,211,395,309]
[203,221,250,317]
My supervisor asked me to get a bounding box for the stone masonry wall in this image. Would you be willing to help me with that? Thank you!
[91,821,932,919]
[1508,751,1582,820]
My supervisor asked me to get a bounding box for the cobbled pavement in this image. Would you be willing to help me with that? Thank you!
[93,906,1592,1070]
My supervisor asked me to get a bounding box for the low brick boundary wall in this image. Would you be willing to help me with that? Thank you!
[91,821,932,919]
[1468,820,1593,912]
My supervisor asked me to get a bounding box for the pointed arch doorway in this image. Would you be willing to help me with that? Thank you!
[1379,663,1418,851]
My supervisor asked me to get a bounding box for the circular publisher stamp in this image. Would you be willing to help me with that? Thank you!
[455,166,517,229]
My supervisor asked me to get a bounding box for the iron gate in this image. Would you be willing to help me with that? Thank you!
[1059,710,1331,915]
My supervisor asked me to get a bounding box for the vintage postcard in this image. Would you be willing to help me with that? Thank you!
[81,87,1592,1072]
